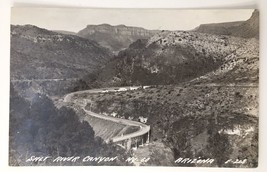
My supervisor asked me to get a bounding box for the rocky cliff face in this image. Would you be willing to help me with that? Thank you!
[231,9,259,38]
[77,24,159,53]
[194,10,259,39]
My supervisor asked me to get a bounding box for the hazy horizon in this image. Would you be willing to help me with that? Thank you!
[11,8,254,32]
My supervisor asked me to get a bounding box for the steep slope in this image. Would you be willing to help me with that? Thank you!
[191,38,259,84]
[77,24,159,53]
[9,85,130,166]
[83,84,258,167]
[11,25,112,80]
[90,30,246,87]
[194,10,259,39]
[88,10,259,88]
[11,25,112,95]
[71,10,259,167]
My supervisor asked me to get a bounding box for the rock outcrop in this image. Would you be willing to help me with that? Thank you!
[77,24,159,53]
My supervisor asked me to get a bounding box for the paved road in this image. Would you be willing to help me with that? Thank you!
[63,86,150,143]
[11,78,80,83]
[192,83,258,87]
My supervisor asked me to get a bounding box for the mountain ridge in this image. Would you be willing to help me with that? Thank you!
[193,10,259,39]
[89,30,248,87]
[87,10,259,87]
[11,24,112,80]
[11,24,113,95]
[77,23,159,53]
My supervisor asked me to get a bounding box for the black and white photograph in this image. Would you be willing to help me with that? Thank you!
[9,8,259,167]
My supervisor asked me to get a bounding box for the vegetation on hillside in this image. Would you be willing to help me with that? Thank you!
[9,85,130,166]
[79,85,258,167]
[194,10,259,39]
[88,29,249,88]
[77,24,158,53]
[10,24,112,96]
[9,10,259,167]
[11,25,112,80]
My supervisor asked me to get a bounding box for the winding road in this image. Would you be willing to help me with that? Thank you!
[63,86,150,143]
[11,78,79,83]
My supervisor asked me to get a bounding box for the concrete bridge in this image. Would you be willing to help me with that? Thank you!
[113,130,150,151]
[63,87,151,151]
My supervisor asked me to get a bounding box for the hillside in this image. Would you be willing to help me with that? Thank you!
[77,24,159,53]
[73,11,259,166]
[86,10,259,88]
[82,84,258,167]
[11,25,112,80]
[9,85,130,166]
[53,30,77,35]
[191,38,259,84]
[11,25,112,95]
[90,30,247,87]
[193,10,259,39]
[62,102,139,142]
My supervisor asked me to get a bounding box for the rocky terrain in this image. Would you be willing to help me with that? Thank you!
[88,10,259,88]
[77,24,159,53]
[82,84,258,167]
[11,25,112,80]
[191,38,259,84]
[193,10,259,39]
[11,25,112,95]
[10,9,259,167]
[192,10,259,85]
[90,30,247,87]
[71,10,259,167]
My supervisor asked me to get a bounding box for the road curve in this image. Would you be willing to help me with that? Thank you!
[63,87,150,143]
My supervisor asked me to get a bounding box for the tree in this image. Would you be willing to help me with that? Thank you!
[9,86,130,166]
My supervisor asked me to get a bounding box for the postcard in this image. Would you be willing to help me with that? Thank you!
[9,8,259,167]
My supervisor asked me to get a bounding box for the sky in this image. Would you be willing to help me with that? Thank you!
[11,8,254,32]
